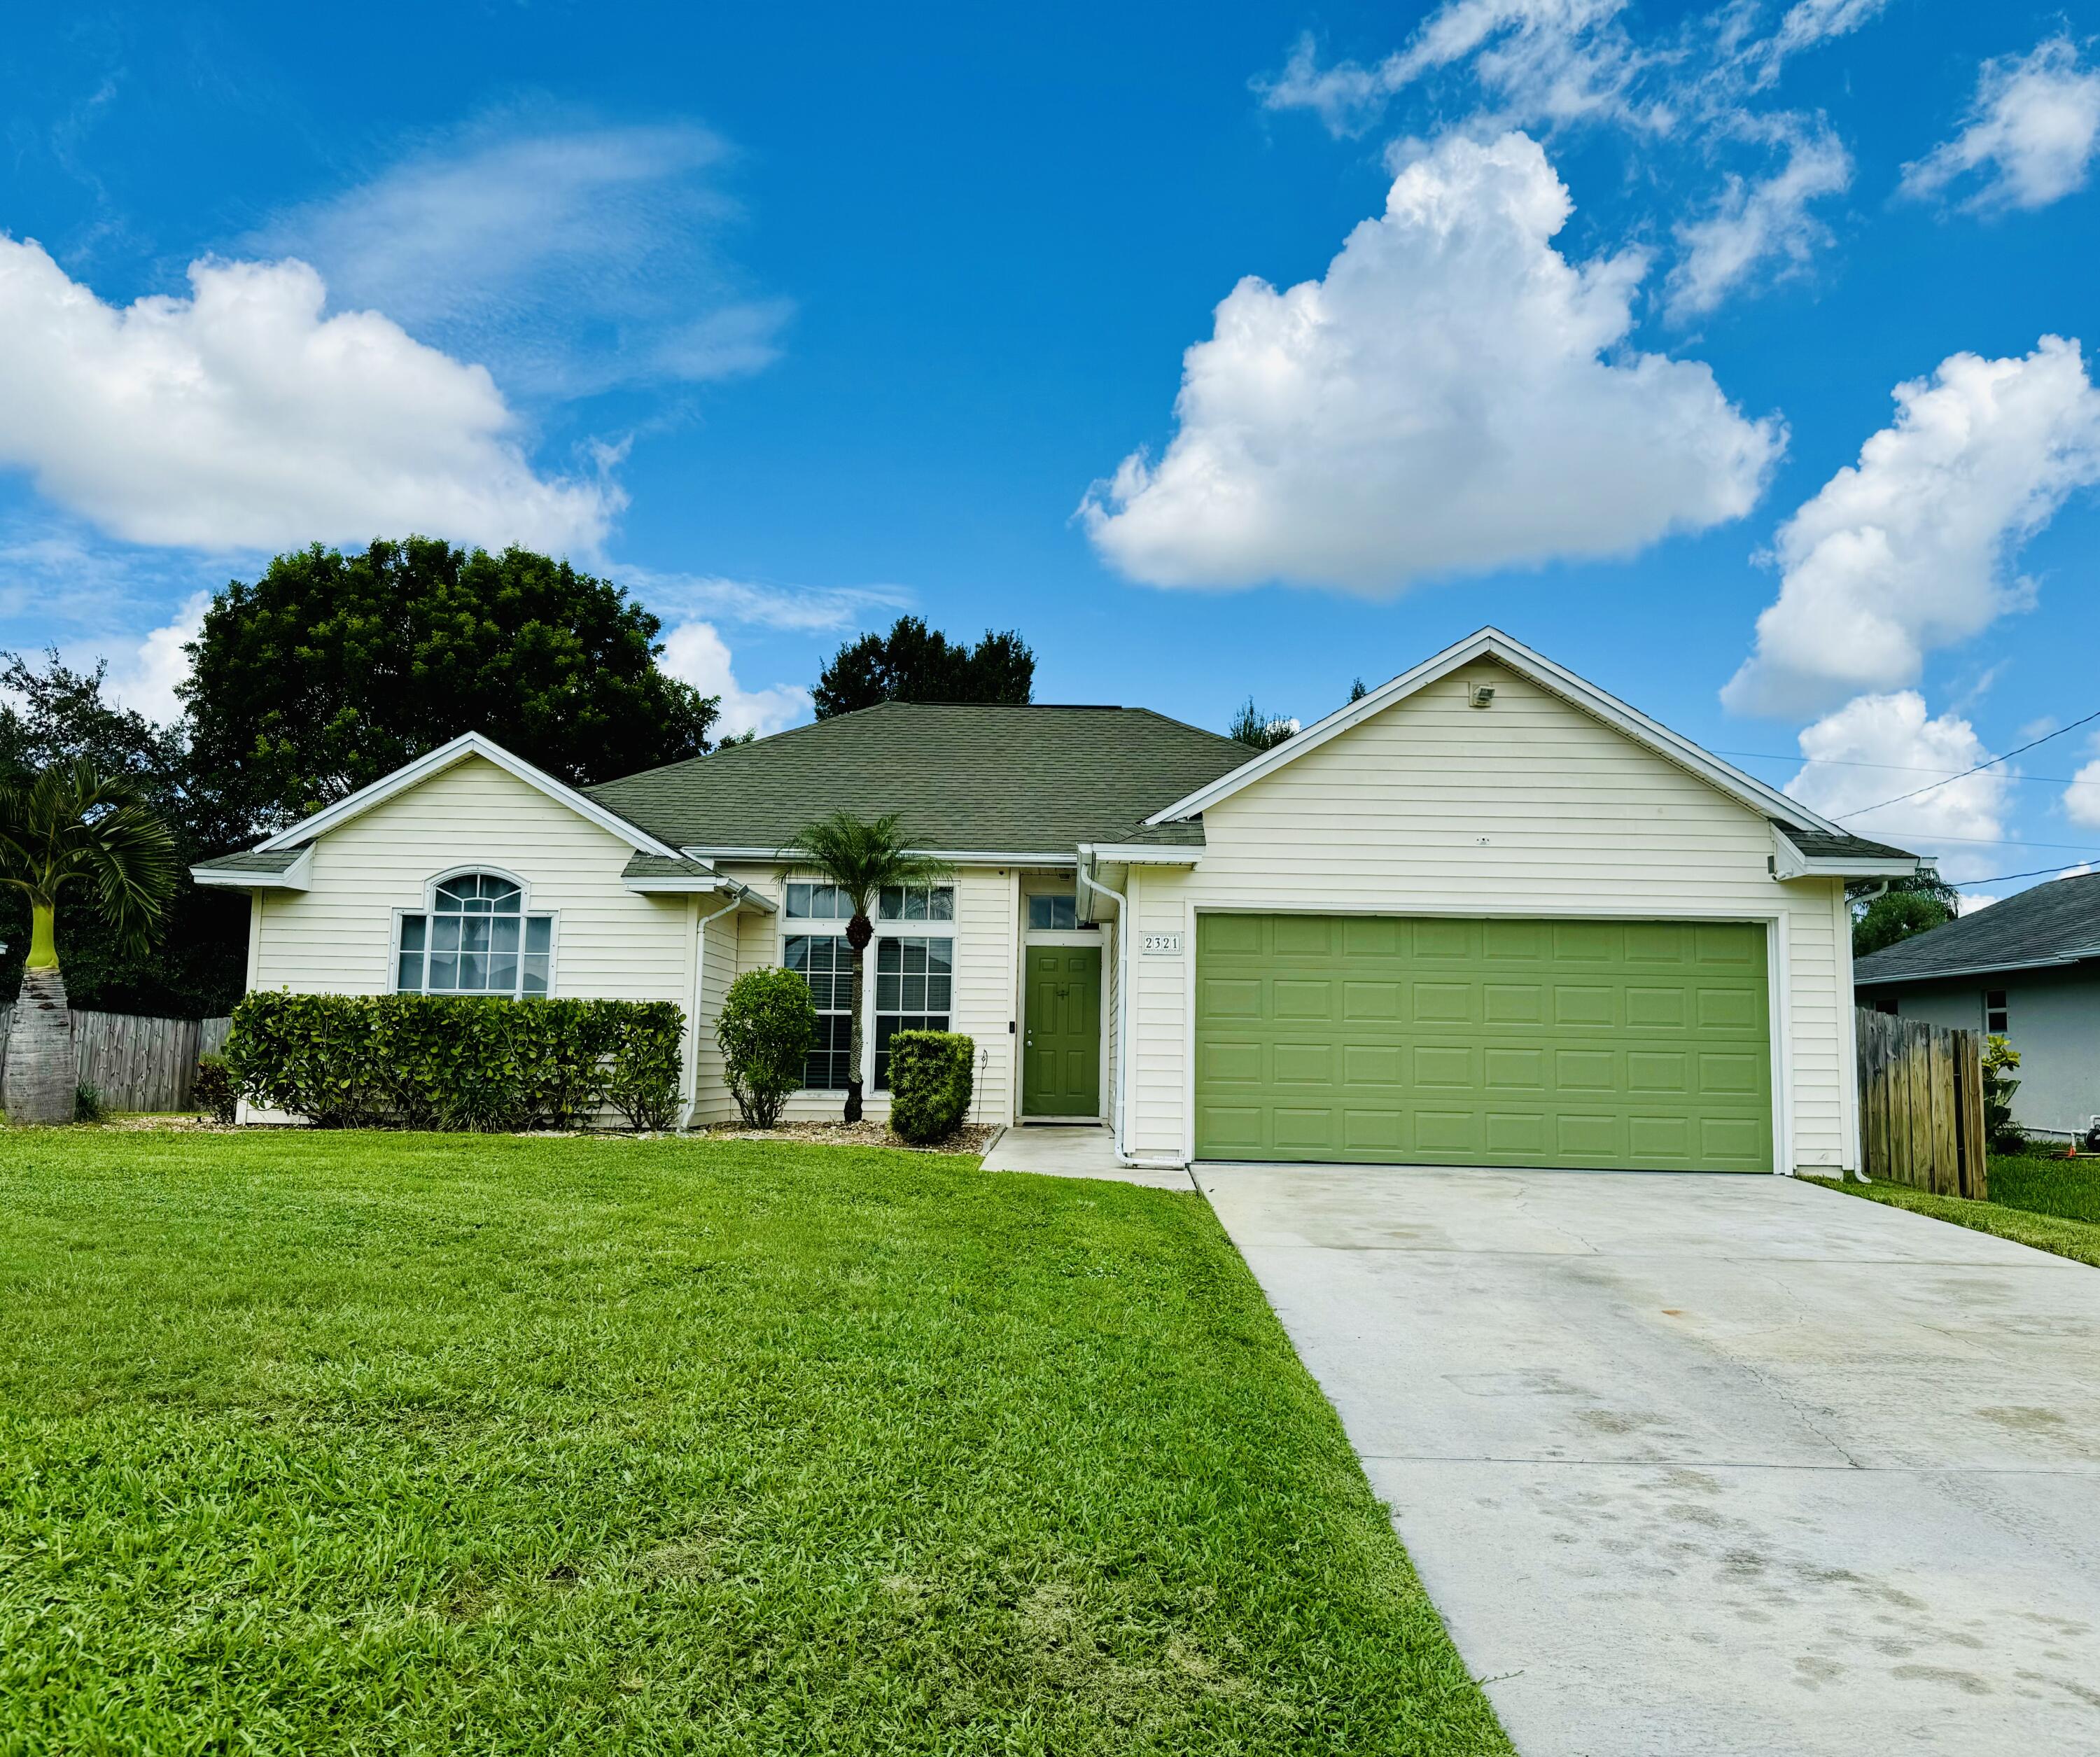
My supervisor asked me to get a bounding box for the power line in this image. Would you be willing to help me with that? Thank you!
[1834,707,2100,818]
[1945,860,2098,886]
[1715,748,2091,785]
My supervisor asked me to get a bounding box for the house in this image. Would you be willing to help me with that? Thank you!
[192,628,1917,1172]
[1855,874,2100,1140]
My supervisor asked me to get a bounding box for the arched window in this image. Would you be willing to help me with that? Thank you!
[395,872,554,997]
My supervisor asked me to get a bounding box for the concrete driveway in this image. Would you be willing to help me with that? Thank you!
[1199,1165,2100,1757]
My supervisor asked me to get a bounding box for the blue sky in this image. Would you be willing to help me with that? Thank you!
[4,2,2100,899]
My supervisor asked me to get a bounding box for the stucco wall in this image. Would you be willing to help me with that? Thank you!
[1868,965,2100,1138]
[1123,658,1854,1171]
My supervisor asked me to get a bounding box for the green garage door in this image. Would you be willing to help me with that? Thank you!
[1194,914,1772,1171]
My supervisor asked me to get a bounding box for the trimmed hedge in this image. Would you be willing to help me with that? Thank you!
[887,1030,975,1144]
[224,991,684,1132]
[192,1055,237,1125]
[717,968,818,1129]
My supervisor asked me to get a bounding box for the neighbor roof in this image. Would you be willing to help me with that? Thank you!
[586,701,1255,859]
[1855,873,2100,985]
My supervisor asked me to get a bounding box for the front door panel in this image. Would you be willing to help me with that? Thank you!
[1023,946,1102,1116]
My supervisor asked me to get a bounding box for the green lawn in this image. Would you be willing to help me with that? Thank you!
[0,1131,1507,1756]
[1809,1152,2100,1269]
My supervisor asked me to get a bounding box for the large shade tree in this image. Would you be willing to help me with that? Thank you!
[780,813,951,1123]
[0,760,178,1123]
[1852,870,1964,958]
[184,538,722,839]
[813,617,1033,719]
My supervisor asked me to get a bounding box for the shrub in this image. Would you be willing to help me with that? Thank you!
[717,969,818,1128]
[603,1002,685,1131]
[224,992,683,1131]
[74,1082,106,1124]
[886,1030,974,1144]
[192,1054,238,1125]
[1983,1035,2024,1153]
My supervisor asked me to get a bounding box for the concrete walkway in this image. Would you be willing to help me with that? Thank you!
[1199,1164,2100,1756]
[979,1124,1193,1190]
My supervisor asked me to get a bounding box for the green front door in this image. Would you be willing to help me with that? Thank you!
[1023,946,1102,1116]
[1194,914,1772,1170]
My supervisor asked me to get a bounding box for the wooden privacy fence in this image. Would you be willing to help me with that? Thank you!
[0,1008,232,1113]
[1855,1008,1987,1200]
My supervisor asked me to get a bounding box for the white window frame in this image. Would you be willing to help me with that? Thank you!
[780,881,960,1093]
[391,866,559,1000]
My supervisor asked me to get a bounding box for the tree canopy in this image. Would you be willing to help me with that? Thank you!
[1851,870,1963,958]
[184,538,721,836]
[813,617,1033,719]
[1228,696,1298,751]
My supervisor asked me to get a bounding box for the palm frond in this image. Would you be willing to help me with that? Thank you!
[780,811,954,916]
[0,757,178,953]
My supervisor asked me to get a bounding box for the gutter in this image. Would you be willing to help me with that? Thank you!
[1074,844,1136,1166]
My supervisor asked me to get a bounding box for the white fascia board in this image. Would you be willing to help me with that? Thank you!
[189,846,314,892]
[254,732,681,860]
[1142,627,1857,841]
[623,876,729,895]
[1086,843,1202,865]
[1771,824,1919,881]
[685,845,1077,867]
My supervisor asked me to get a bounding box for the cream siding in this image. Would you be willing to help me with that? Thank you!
[1126,660,1854,1171]
[245,754,704,1112]
[718,862,1020,1126]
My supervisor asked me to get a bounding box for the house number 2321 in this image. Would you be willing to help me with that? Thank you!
[1140,932,1184,956]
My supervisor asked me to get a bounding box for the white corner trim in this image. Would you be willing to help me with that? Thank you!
[190,845,314,891]
[1141,627,1860,841]
[1770,823,1919,881]
[253,732,682,860]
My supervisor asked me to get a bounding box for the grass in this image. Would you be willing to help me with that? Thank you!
[0,1130,1508,1756]
[1807,1152,2100,1269]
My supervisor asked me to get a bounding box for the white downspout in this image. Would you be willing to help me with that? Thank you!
[682,890,746,1130]
[1075,846,1135,1165]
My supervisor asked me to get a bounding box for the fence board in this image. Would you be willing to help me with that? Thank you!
[1854,1007,1987,1196]
[0,1007,231,1113]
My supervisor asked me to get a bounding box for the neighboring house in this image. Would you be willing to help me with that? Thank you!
[1854,875,2100,1140]
[194,628,1915,1172]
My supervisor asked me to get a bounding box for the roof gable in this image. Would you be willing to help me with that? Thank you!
[253,733,680,860]
[1143,628,1872,846]
[1856,873,2100,984]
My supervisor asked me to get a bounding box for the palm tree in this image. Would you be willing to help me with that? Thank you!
[780,812,951,1123]
[1,760,177,1124]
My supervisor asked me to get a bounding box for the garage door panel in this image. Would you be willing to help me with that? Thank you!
[1195,914,1771,1170]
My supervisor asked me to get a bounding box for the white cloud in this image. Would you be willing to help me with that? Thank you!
[1957,892,1999,914]
[252,120,790,399]
[2064,752,2100,828]
[1259,3,1651,136]
[101,592,207,724]
[1081,132,1780,594]
[1724,336,2100,717]
[622,569,910,634]
[1785,691,2010,880]
[1753,0,1894,85]
[0,239,617,555]
[1900,37,2100,212]
[659,620,809,739]
[1665,118,1851,318]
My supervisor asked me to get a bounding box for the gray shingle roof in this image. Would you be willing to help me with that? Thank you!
[193,848,307,875]
[1775,822,1918,864]
[621,852,715,880]
[1855,872,2100,984]
[586,702,1256,858]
